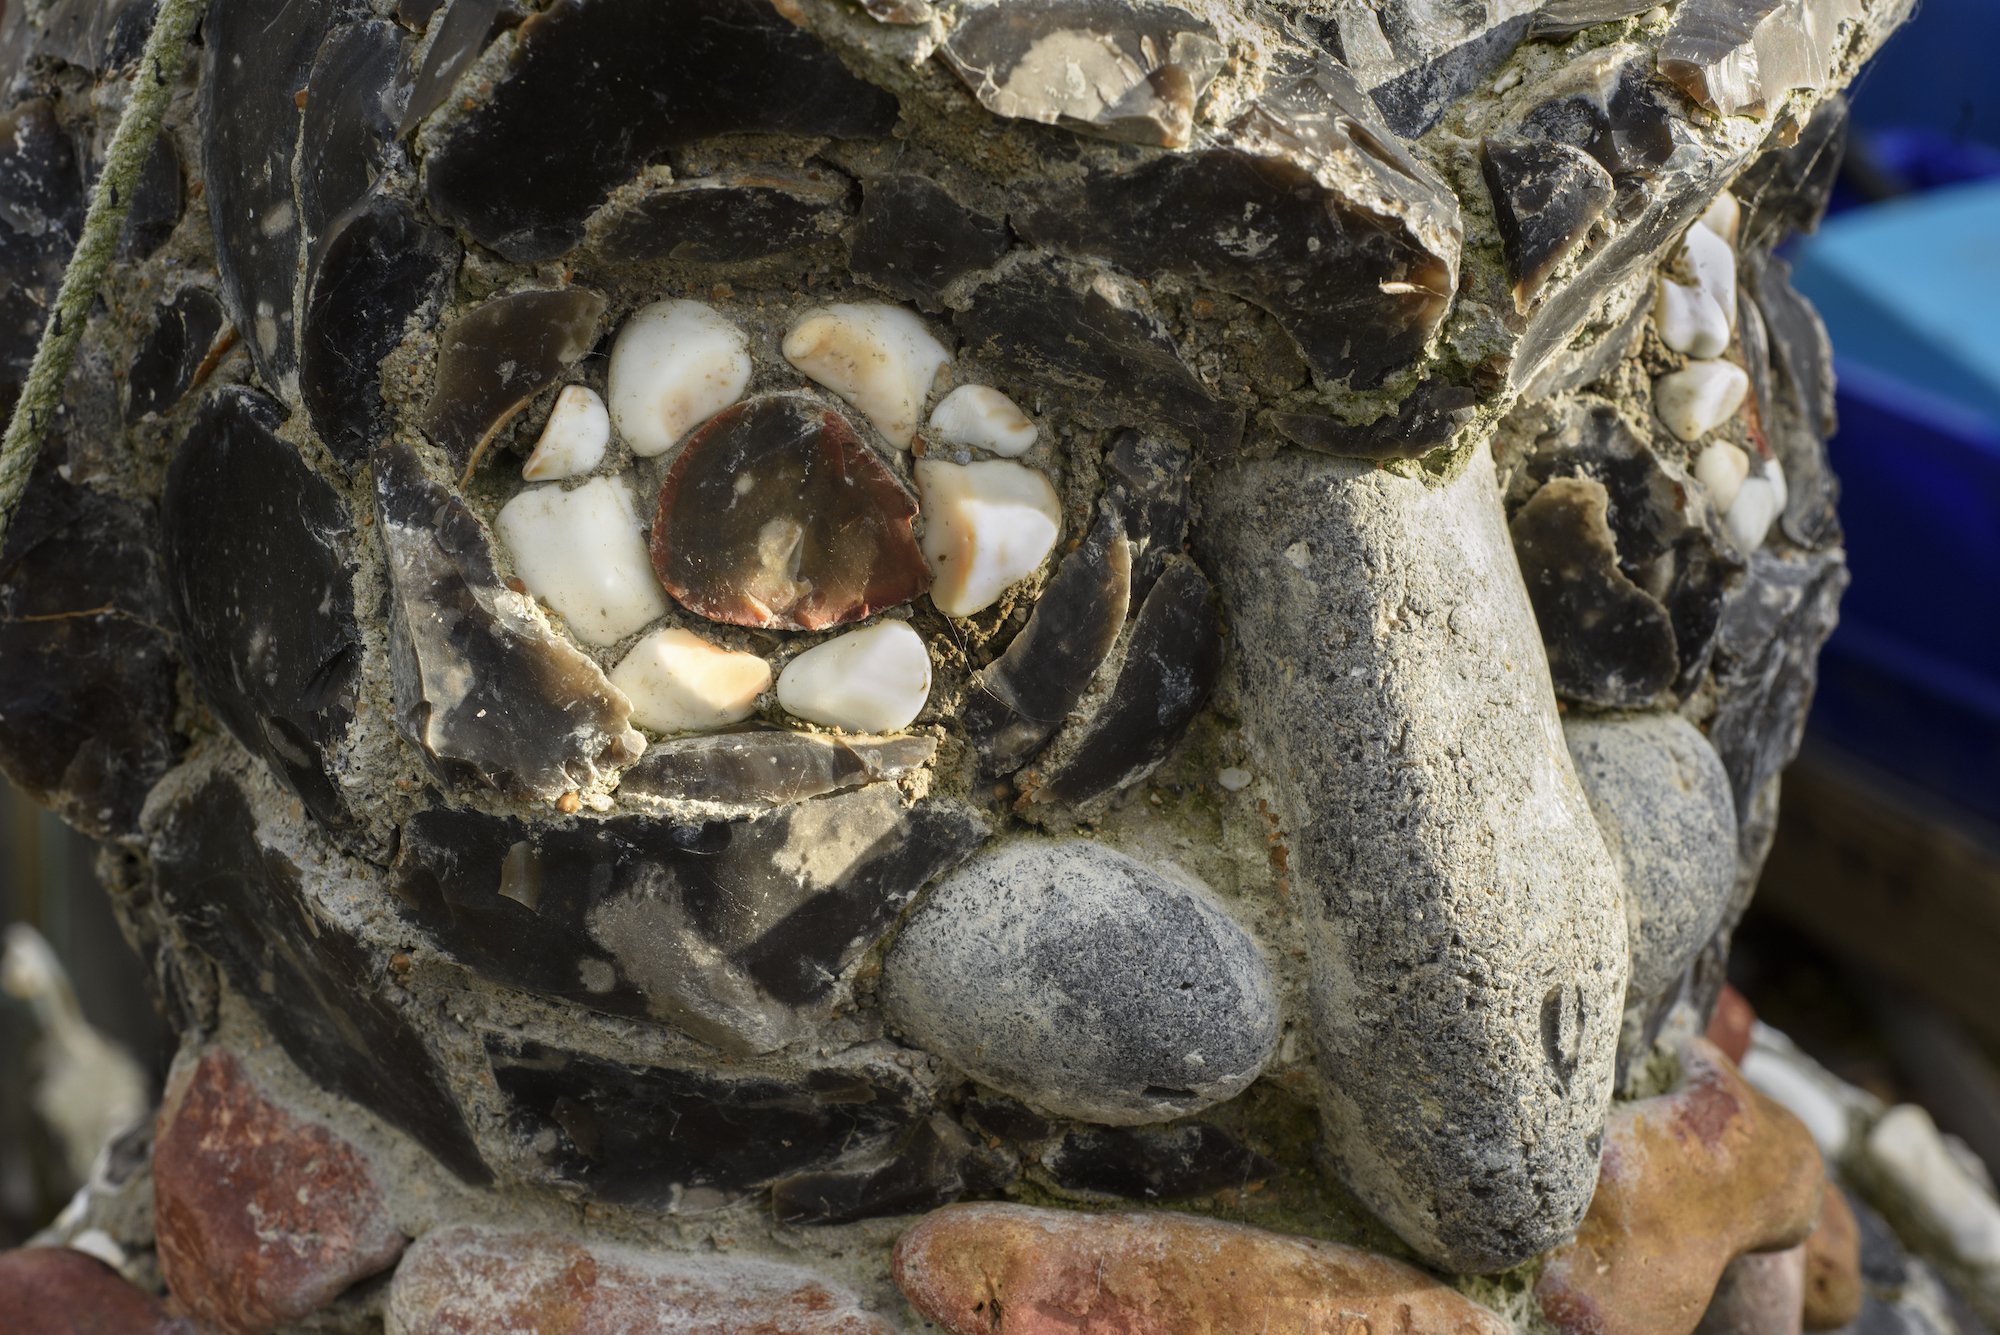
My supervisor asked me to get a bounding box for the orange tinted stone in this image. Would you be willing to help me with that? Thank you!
[1802,1187,1863,1330]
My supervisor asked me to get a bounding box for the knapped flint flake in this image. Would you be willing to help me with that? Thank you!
[770,1115,1018,1226]
[956,263,1243,452]
[1369,14,1532,140]
[849,174,1009,309]
[936,0,1226,149]
[1100,432,1190,602]
[152,774,488,1183]
[964,504,1132,777]
[423,0,900,259]
[650,395,929,632]
[373,444,644,803]
[1041,1122,1280,1203]
[199,0,352,396]
[116,132,182,261]
[1272,379,1479,462]
[161,389,362,831]
[0,99,85,407]
[1750,254,1842,548]
[1020,555,1222,808]
[126,289,228,421]
[1530,0,1665,38]
[297,18,407,283]
[399,0,505,133]
[1483,137,1616,313]
[1514,47,1676,190]
[588,168,854,267]
[484,1037,927,1205]
[302,199,460,471]
[393,787,987,1052]
[617,729,935,815]
[1017,54,1463,388]
[0,458,180,840]
[1734,97,1848,251]
[1511,476,1680,709]
[419,287,606,473]
[1659,0,1869,120]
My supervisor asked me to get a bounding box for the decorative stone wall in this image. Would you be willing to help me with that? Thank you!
[0,0,1934,1330]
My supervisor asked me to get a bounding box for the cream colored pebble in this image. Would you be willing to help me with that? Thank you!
[522,384,610,481]
[927,384,1038,457]
[607,300,752,457]
[609,628,771,733]
[1655,360,1749,441]
[915,458,1063,618]
[782,303,950,448]
[495,476,668,646]
[776,621,932,733]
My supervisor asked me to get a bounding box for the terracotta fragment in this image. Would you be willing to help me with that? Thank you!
[0,1246,188,1335]
[895,1204,1512,1335]
[650,395,928,631]
[1536,1038,1826,1335]
[155,1051,405,1335]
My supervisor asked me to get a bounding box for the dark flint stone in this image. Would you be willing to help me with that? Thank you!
[397,0,446,29]
[419,287,606,473]
[0,100,85,403]
[936,0,1224,148]
[650,394,928,632]
[1708,547,1846,815]
[117,133,182,261]
[161,389,361,830]
[962,1094,1059,1144]
[1737,280,1776,449]
[424,0,899,260]
[485,1037,924,1203]
[200,0,353,394]
[1749,254,1841,549]
[1513,402,1742,691]
[399,0,505,132]
[1657,0,1850,118]
[1101,432,1190,602]
[849,174,1008,309]
[618,728,935,813]
[1370,14,1531,139]
[373,444,644,802]
[1735,97,1847,251]
[859,0,933,23]
[394,788,987,1050]
[1510,476,1679,709]
[1021,556,1221,807]
[126,289,228,421]
[1272,379,1479,462]
[1482,137,1615,313]
[302,199,459,471]
[298,19,407,282]
[1516,52,1676,189]
[770,1114,1018,1225]
[1529,0,1662,37]
[589,167,853,266]
[956,263,1243,452]
[37,0,157,71]
[1017,58,1459,388]
[1041,1123,1278,1202]
[964,504,1132,776]
[153,774,488,1182]
[0,458,179,840]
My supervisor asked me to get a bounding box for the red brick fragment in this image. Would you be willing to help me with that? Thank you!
[153,1050,404,1335]
[0,1247,188,1335]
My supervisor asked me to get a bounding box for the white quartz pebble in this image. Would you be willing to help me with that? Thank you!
[1867,1104,2000,1269]
[1694,440,1751,513]
[776,620,931,733]
[1654,359,1750,441]
[607,300,751,457]
[1698,190,1741,245]
[1725,476,1781,552]
[782,303,950,448]
[495,476,669,646]
[522,385,610,481]
[1681,221,1738,334]
[927,384,1038,457]
[610,627,771,733]
[1654,277,1732,359]
[915,459,1062,618]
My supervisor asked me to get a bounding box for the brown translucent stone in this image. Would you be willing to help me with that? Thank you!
[650,395,928,631]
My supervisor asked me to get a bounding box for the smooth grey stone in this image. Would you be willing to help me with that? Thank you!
[1565,713,1739,1031]
[1204,442,1627,1274]
[880,839,1278,1127]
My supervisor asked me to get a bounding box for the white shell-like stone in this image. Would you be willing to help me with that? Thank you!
[927,384,1038,457]
[1694,440,1750,513]
[776,620,931,733]
[915,458,1062,618]
[495,476,669,646]
[609,627,771,733]
[1698,191,1741,245]
[1681,221,1738,334]
[1654,359,1749,442]
[607,300,752,458]
[782,303,950,448]
[1724,476,1780,552]
[1867,1104,2000,1270]
[1654,277,1731,359]
[522,385,610,481]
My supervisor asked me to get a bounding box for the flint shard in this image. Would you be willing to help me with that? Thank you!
[1205,443,1627,1273]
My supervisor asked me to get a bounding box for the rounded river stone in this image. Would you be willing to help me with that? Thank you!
[880,839,1278,1126]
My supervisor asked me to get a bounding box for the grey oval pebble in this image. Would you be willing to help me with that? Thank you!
[881,839,1279,1126]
